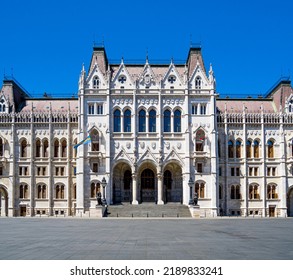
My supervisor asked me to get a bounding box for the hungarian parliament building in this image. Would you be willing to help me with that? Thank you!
[1,45,293,218]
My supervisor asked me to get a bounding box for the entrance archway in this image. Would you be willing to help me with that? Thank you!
[113,162,132,204]
[140,168,156,202]
[0,186,8,217]
[287,187,293,217]
[163,162,183,203]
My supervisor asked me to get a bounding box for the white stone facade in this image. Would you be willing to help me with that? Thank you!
[0,46,293,217]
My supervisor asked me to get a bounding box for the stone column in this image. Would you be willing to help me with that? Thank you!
[157,173,164,204]
[132,174,138,204]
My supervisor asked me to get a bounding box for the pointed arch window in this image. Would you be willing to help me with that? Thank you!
[164,109,171,132]
[138,109,146,132]
[246,140,252,158]
[21,140,27,158]
[91,130,99,151]
[93,76,99,89]
[113,109,121,132]
[195,76,201,90]
[195,182,205,198]
[124,109,131,132]
[254,140,260,158]
[91,182,100,198]
[249,184,259,199]
[19,184,29,199]
[236,140,242,158]
[228,140,234,158]
[196,129,205,151]
[0,138,4,157]
[267,140,274,158]
[37,184,47,199]
[174,109,181,132]
[54,139,59,157]
[36,139,41,158]
[267,184,278,199]
[231,185,241,199]
[55,184,65,199]
[149,109,156,132]
[61,140,67,157]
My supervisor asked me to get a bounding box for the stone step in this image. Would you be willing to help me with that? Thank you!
[106,203,192,218]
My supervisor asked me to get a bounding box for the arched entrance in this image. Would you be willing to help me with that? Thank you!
[287,187,293,217]
[0,186,8,217]
[140,168,156,202]
[163,162,183,203]
[113,162,132,204]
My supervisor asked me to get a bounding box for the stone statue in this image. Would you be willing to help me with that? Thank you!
[96,191,102,206]
[193,192,198,206]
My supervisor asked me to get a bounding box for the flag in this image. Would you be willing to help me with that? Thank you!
[74,135,91,149]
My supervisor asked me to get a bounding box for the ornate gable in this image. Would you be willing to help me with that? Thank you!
[188,62,211,91]
[86,64,107,90]
[0,94,9,113]
[114,148,134,165]
[164,149,184,166]
[285,93,293,113]
[162,63,184,90]
[111,61,135,90]
[138,148,159,165]
[137,62,158,89]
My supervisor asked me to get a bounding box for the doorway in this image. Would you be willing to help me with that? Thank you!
[141,168,155,202]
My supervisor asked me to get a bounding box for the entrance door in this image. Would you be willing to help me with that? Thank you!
[141,169,155,202]
[20,206,27,217]
[287,189,293,217]
[269,206,275,217]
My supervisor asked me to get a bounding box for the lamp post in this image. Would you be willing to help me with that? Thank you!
[188,177,194,205]
[101,177,107,206]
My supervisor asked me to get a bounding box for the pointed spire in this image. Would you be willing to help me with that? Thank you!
[121,56,124,64]
[146,48,149,64]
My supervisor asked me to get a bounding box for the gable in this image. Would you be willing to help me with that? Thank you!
[85,64,107,90]
[111,62,135,89]
[161,63,184,89]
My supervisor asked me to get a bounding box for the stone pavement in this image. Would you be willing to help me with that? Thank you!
[0,217,292,260]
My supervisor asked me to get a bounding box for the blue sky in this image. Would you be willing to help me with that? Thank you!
[0,0,292,97]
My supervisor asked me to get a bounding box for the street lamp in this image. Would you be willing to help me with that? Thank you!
[101,177,107,206]
[188,177,194,205]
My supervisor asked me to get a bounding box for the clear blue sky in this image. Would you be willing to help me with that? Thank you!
[0,0,292,97]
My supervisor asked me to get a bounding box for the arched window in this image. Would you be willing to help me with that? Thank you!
[124,109,131,132]
[195,182,205,198]
[113,109,121,132]
[254,140,260,158]
[149,109,156,132]
[91,130,99,151]
[163,109,171,132]
[174,109,181,132]
[19,184,29,199]
[72,184,76,200]
[55,184,65,199]
[267,184,278,199]
[124,170,132,190]
[43,139,49,157]
[91,182,100,198]
[37,184,47,199]
[195,76,201,89]
[36,139,41,158]
[236,140,241,158]
[246,140,252,158]
[196,129,205,151]
[267,140,274,158]
[54,139,59,157]
[0,138,3,157]
[228,140,234,158]
[231,185,241,199]
[138,109,146,132]
[0,104,2,112]
[21,140,27,158]
[61,140,67,158]
[93,76,99,89]
[249,184,259,199]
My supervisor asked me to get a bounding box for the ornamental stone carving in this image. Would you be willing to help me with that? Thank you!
[126,142,131,149]
[152,142,156,149]
[139,142,145,149]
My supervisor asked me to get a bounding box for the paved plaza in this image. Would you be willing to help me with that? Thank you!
[0,217,292,260]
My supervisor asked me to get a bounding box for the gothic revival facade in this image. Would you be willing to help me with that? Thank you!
[1,46,293,218]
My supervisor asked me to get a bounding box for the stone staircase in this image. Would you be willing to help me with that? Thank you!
[106,203,192,218]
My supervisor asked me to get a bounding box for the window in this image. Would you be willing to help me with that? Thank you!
[267,140,274,158]
[267,184,278,199]
[149,109,156,132]
[200,104,206,115]
[138,109,146,132]
[236,167,240,176]
[219,167,222,177]
[91,182,100,198]
[254,140,260,158]
[168,75,176,83]
[0,138,3,156]
[43,140,49,157]
[37,166,46,176]
[0,166,3,176]
[54,139,59,157]
[246,140,252,158]
[55,184,65,199]
[197,163,203,173]
[236,140,241,158]
[163,110,171,132]
[195,76,201,89]
[230,185,241,199]
[61,140,67,158]
[249,184,259,199]
[124,109,131,132]
[72,184,76,199]
[118,75,126,84]
[20,140,27,158]
[228,140,234,158]
[174,109,181,132]
[195,182,205,198]
[249,167,253,176]
[19,184,29,199]
[37,184,47,199]
[19,166,28,176]
[92,163,98,173]
[91,130,99,151]
[113,109,121,132]
[196,130,205,151]
[93,76,99,89]
[192,104,198,115]
[231,168,235,176]
[267,167,276,176]
[36,139,41,158]
[88,104,95,115]
[219,185,223,200]
[254,167,258,176]
[97,104,103,115]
